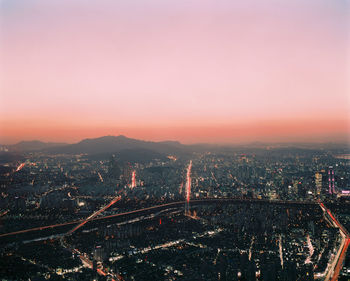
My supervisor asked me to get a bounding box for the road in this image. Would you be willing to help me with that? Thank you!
[319,203,350,281]
[67,196,121,235]
[0,198,317,240]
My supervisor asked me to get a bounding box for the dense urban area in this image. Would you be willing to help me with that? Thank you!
[0,136,349,280]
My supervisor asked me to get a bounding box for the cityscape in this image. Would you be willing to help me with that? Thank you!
[1,0,349,280]
[0,137,350,280]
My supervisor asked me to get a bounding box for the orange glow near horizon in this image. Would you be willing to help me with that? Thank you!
[0,118,349,144]
[0,0,349,144]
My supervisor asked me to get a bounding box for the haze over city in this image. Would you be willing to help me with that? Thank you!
[1,0,349,144]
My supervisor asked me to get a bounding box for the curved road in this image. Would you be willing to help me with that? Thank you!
[319,203,350,281]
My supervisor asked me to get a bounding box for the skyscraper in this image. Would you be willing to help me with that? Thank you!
[315,172,322,195]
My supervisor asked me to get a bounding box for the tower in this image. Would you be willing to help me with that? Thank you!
[328,167,335,194]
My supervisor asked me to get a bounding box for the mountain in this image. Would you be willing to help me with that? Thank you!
[8,136,345,157]
[9,140,68,152]
[46,135,190,155]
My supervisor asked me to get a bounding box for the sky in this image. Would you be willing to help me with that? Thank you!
[0,0,349,144]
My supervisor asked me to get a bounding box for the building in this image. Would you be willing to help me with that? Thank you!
[315,172,322,195]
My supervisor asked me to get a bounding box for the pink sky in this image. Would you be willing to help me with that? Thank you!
[0,0,349,144]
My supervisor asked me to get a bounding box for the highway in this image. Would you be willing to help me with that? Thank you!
[67,196,121,235]
[0,198,317,240]
[319,203,350,281]
[15,163,25,172]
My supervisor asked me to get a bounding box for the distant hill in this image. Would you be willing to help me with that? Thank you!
[4,136,348,157]
[9,140,68,152]
[46,135,190,156]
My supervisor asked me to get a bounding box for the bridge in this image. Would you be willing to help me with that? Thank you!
[0,198,317,243]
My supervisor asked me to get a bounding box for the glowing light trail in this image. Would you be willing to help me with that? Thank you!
[179,182,183,194]
[305,234,314,264]
[98,172,104,183]
[333,238,350,281]
[67,196,121,235]
[249,236,255,261]
[279,235,284,268]
[319,202,350,281]
[0,210,9,217]
[131,170,136,189]
[186,161,192,204]
[185,160,192,215]
[211,171,218,184]
[16,163,25,172]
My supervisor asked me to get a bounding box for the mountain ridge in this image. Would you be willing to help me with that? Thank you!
[6,140,68,152]
[2,136,348,155]
[45,135,189,155]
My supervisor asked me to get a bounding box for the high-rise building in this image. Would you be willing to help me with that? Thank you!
[315,172,322,195]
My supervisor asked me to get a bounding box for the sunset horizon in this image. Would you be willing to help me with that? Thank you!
[2,118,349,146]
[1,0,349,145]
